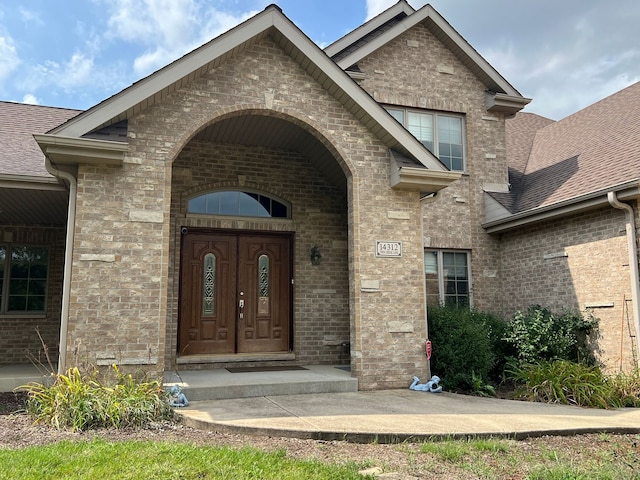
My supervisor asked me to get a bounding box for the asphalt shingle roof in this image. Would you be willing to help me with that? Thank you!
[0,101,81,178]
[505,81,640,213]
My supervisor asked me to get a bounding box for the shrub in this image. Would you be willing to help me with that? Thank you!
[503,305,598,367]
[427,306,504,392]
[507,360,618,409]
[608,369,640,407]
[20,365,174,431]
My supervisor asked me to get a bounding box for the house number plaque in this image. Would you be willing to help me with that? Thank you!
[375,241,402,257]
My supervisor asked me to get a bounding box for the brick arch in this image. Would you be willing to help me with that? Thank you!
[166,105,356,181]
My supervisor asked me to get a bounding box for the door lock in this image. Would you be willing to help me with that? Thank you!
[239,299,244,319]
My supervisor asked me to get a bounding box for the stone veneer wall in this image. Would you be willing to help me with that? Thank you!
[0,226,64,364]
[66,36,431,388]
[500,207,638,372]
[168,142,349,367]
[354,23,508,312]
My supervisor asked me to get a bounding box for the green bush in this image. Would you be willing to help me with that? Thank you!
[503,305,598,367]
[20,365,174,431]
[427,306,504,392]
[507,360,618,409]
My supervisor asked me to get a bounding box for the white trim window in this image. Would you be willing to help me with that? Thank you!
[387,107,465,171]
[424,249,472,308]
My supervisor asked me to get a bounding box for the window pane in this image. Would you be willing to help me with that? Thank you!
[387,108,404,124]
[441,251,469,307]
[188,191,289,218]
[188,195,206,213]
[407,112,433,152]
[202,253,216,316]
[437,116,464,171]
[7,246,48,312]
[219,191,238,215]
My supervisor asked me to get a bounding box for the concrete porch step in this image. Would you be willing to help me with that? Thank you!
[0,364,53,392]
[163,365,357,401]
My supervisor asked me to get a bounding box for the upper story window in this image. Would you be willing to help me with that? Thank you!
[188,191,289,218]
[386,107,465,171]
[0,245,49,314]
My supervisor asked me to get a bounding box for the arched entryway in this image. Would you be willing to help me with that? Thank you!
[167,110,352,368]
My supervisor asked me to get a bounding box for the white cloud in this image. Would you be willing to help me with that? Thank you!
[100,0,257,76]
[0,33,19,84]
[21,93,39,105]
[18,8,44,26]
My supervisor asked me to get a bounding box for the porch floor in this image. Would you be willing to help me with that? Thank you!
[164,365,357,401]
[0,364,53,392]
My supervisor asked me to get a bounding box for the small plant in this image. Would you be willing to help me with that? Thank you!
[19,364,173,431]
[506,360,619,409]
[608,369,640,407]
[471,370,496,397]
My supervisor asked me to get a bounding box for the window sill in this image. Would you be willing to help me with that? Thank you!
[0,313,48,320]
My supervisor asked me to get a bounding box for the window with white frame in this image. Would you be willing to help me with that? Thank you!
[424,249,471,308]
[0,245,49,313]
[387,107,465,171]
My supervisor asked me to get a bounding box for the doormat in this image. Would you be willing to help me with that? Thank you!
[226,366,308,373]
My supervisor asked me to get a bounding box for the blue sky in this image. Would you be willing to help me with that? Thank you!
[1,0,639,120]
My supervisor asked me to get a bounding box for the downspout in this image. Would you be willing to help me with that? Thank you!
[607,191,640,369]
[45,159,77,375]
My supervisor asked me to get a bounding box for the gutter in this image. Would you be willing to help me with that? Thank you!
[607,192,640,370]
[44,159,77,375]
[484,180,640,233]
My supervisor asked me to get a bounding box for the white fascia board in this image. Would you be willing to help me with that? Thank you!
[483,180,640,233]
[324,1,415,57]
[34,134,128,166]
[50,8,282,138]
[0,174,64,190]
[336,5,522,98]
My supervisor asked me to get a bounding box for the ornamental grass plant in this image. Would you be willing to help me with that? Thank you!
[19,364,173,431]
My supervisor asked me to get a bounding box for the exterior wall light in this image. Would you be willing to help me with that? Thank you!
[310,245,322,265]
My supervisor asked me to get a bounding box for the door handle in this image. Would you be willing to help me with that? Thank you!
[239,299,244,319]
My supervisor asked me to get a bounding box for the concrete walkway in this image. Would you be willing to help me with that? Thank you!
[178,389,640,443]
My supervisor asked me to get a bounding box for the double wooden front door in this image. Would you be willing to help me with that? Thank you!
[179,231,292,356]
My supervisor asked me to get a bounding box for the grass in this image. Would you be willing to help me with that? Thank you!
[1,433,640,479]
[0,439,367,480]
[414,435,640,479]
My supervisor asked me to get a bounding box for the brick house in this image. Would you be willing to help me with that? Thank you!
[1,2,636,389]
[489,83,640,372]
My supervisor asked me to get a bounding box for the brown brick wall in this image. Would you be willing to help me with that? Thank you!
[0,226,64,364]
[500,207,638,371]
[65,36,431,388]
[356,23,508,311]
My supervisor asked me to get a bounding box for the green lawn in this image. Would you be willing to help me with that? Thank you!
[0,439,367,480]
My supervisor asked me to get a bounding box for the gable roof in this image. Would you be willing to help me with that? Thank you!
[326,2,530,114]
[40,3,459,190]
[0,101,80,178]
[485,81,640,232]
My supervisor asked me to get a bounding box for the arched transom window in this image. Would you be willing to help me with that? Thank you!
[188,191,289,218]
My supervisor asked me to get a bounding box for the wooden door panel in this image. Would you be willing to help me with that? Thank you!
[179,233,236,355]
[237,235,290,353]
